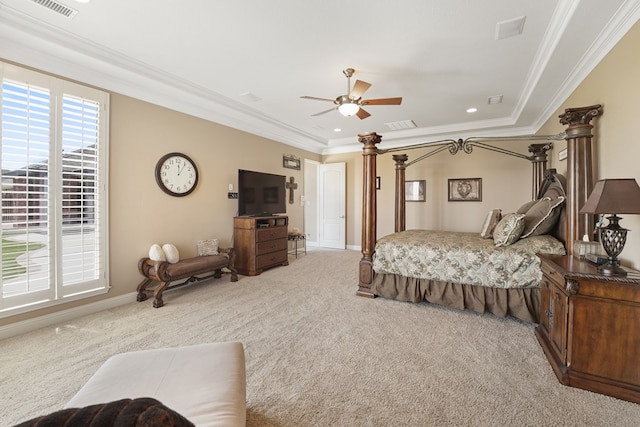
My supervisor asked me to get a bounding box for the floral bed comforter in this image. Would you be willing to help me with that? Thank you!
[372,230,565,289]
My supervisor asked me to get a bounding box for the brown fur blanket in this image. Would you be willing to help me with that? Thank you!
[14,397,194,427]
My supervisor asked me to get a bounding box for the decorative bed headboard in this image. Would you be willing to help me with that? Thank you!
[356,105,602,298]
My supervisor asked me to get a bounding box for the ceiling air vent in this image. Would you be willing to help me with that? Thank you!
[31,0,78,18]
[385,120,417,131]
[495,16,526,40]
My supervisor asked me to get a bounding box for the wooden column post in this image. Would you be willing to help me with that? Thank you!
[393,154,408,232]
[558,104,602,256]
[528,143,552,199]
[357,132,382,297]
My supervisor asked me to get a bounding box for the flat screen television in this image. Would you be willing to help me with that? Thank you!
[238,169,287,216]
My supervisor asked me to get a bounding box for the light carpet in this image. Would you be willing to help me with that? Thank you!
[1,249,639,426]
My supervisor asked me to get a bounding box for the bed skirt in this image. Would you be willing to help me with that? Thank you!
[371,273,540,323]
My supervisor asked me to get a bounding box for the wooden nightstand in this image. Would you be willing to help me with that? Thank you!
[535,254,640,403]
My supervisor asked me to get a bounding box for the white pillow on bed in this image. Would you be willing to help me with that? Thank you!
[480,209,502,239]
[493,213,525,247]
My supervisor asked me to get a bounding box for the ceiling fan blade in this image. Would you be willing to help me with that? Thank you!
[361,97,403,106]
[311,107,337,117]
[350,80,371,99]
[356,108,371,120]
[301,96,336,103]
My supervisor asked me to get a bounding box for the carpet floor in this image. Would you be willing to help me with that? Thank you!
[1,248,639,426]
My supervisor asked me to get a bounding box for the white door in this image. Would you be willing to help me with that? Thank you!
[319,162,346,249]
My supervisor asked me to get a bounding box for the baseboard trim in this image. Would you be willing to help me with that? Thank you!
[0,292,137,340]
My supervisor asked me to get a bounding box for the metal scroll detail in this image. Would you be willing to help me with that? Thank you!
[448,138,473,155]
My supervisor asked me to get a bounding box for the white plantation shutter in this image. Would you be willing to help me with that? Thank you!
[1,62,109,315]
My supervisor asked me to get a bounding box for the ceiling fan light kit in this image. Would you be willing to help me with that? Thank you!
[301,67,402,120]
[338,101,360,117]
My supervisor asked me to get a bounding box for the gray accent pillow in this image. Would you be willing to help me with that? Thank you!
[517,199,537,214]
[493,213,525,247]
[521,196,565,238]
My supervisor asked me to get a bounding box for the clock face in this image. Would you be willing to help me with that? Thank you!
[155,152,199,197]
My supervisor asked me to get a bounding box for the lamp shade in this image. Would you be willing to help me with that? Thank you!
[580,179,640,214]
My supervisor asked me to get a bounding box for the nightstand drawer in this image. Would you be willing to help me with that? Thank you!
[535,253,640,404]
[540,259,563,286]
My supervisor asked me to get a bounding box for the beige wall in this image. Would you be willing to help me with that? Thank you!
[1,93,320,327]
[326,19,640,270]
[4,20,640,327]
[324,139,534,247]
[538,19,640,270]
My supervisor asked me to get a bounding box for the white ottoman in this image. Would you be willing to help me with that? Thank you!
[65,342,246,427]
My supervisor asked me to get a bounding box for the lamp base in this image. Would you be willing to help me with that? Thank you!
[598,261,628,276]
[598,215,628,277]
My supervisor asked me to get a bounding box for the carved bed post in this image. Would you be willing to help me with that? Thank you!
[357,132,382,297]
[393,154,408,232]
[558,104,602,256]
[528,143,552,199]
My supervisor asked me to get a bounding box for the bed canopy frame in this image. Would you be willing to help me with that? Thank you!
[357,104,603,298]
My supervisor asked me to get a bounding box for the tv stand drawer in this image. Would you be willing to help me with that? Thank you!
[256,239,287,255]
[256,227,287,242]
[256,250,288,270]
[233,215,289,276]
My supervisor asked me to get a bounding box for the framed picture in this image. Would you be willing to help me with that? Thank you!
[558,148,567,161]
[283,154,301,170]
[448,178,482,201]
[405,180,426,202]
[375,176,381,190]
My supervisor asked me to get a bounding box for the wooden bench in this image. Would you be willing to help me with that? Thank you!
[136,248,238,308]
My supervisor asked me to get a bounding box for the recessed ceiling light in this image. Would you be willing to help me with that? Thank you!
[75,0,91,3]
[466,107,478,113]
[333,128,341,132]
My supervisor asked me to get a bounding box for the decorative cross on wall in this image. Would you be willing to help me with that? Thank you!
[285,176,298,205]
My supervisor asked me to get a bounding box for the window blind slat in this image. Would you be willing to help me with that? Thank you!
[1,65,108,314]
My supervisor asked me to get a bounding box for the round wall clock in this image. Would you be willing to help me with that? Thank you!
[155,152,199,197]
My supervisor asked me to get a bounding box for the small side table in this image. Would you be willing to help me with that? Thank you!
[287,233,306,258]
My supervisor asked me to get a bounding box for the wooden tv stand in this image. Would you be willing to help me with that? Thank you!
[233,215,289,276]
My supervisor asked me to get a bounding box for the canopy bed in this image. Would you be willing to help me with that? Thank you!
[356,105,603,322]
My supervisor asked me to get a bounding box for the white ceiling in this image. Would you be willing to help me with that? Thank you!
[1,0,638,154]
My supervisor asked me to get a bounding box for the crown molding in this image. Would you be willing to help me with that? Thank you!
[0,3,328,153]
[1,1,637,156]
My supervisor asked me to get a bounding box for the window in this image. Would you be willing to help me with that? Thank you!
[1,62,109,316]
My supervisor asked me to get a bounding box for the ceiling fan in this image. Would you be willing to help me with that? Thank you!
[301,68,402,120]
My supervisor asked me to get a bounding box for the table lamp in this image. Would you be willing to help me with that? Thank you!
[580,178,640,276]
